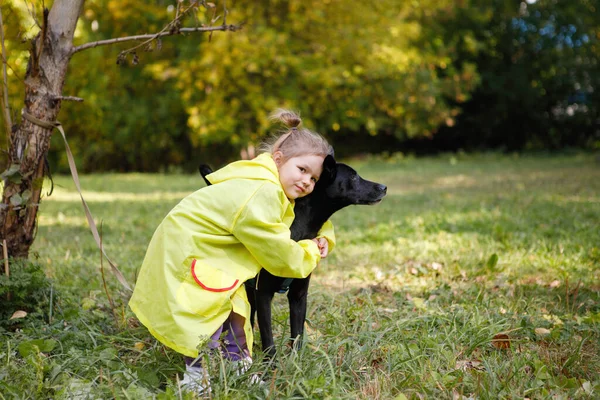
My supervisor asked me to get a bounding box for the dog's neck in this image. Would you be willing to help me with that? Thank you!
[290,187,348,241]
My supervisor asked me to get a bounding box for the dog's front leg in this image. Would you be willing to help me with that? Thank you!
[244,281,257,328]
[256,289,277,359]
[287,274,311,351]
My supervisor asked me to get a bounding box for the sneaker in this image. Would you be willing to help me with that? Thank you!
[233,356,265,385]
[234,356,252,375]
[180,364,211,395]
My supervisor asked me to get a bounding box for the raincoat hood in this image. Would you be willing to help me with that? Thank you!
[206,153,280,186]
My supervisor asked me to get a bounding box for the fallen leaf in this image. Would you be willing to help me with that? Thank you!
[486,253,499,270]
[582,381,592,394]
[543,314,564,325]
[456,359,484,371]
[371,356,383,369]
[10,310,27,320]
[492,333,511,349]
[535,328,551,337]
[411,297,426,310]
[134,342,145,351]
[127,317,140,328]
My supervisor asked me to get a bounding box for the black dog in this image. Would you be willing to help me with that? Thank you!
[200,155,387,358]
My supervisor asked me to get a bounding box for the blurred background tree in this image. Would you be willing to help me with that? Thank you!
[2,0,598,173]
[422,0,600,152]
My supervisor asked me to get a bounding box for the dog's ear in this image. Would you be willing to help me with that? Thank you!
[321,154,337,184]
[199,164,214,186]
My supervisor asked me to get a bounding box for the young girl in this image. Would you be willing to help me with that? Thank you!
[128,109,335,393]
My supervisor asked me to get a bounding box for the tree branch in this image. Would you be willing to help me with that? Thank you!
[72,0,242,57]
[71,24,240,55]
[36,9,49,68]
[118,2,198,61]
[30,8,50,78]
[0,6,12,139]
[52,95,83,102]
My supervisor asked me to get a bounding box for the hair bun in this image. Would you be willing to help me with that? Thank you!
[261,107,331,159]
[269,108,302,129]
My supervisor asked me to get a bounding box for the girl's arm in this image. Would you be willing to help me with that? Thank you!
[232,184,321,279]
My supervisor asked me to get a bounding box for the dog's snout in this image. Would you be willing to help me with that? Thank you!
[377,184,387,193]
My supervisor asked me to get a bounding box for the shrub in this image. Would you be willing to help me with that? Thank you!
[0,258,52,330]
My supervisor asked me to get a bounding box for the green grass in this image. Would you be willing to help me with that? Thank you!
[1,152,599,399]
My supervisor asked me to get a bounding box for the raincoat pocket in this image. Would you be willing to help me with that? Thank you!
[176,258,240,317]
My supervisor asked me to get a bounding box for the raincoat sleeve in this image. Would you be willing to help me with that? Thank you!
[316,220,336,254]
[232,183,321,279]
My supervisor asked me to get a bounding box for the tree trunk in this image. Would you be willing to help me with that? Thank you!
[0,1,83,258]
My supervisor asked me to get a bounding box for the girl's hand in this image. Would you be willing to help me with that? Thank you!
[312,238,329,258]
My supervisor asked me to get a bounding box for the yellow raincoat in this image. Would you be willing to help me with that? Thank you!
[129,153,335,358]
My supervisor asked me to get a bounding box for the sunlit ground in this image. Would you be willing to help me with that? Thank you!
[8,152,599,398]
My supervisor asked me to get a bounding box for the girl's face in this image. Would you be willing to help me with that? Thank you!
[273,152,324,200]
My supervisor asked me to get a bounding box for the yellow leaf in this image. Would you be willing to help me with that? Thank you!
[134,342,145,351]
[543,314,563,325]
[411,297,426,310]
[10,310,27,320]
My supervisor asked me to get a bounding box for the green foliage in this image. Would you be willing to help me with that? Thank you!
[435,0,600,150]
[2,1,599,171]
[53,0,197,172]
[1,153,598,398]
[0,259,52,329]
[178,0,478,147]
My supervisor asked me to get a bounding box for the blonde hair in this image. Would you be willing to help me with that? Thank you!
[259,109,332,162]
